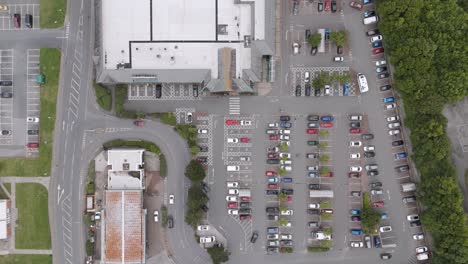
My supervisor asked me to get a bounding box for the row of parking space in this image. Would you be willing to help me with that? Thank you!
[128,83,201,100]
[0,4,39,30]
[193,113,212,166]
[26,49,40,152]
[292,0,343,17]
[290,67,357,97]
[0,49,13,144]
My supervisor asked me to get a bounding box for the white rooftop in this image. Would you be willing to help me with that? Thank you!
[101,0,265,79]
[107,149,145,190]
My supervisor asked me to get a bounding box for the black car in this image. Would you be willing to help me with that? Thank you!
[281,189,294,195]
[307,209,320,215]
[27,130,39,135]
[362,133,374,140]
[0,81,12,86]
[364,151,376,158]
[280,240,293,247]
[402,196,416,204]
[1,92,12,98]
[267,246,279,253]
[200,181,210,193]
[266,207,279,214]
[308,221,319,227]
[380,85,392,91]
[25,14,33,28]
[295,85,301,96]
[305,29,311,39]
[193,84,199,97]
[373,235,381,248]
[337,46,343,55]
[311,46,318,56]
[396,165,410,172]
[250,231,259,243]
[280,115,291,121]
[1,130,11,136]
[317,1,324,12]
[155,84,162,98]
[240,208,252,214]
[305,83,311,96]
[197,156,208,163]
[369,181,383,188]
[392,140,404,147]
[377,72,390,79]
[366,29,380,36]
[308,115,320,121]
[199,145,208,152]
[266,190,279,195]
[292,0,299,15]
[240,202,251,208]
[331,0,337,12]
[410,220,422,227]
[167,215,174,228]
[200,204,209,212]
[368,170,379,176]
[350,122,361,128]
[381,253,392,260]
[315,88,321,96]
[267,214,278,221]
[267,159,279,164]
[308,184,320,190]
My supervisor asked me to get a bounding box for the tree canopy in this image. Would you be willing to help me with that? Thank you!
[184,160,206,182]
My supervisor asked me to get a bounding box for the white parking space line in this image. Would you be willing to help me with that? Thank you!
[0,4,40,30]
[26,49,41,147]
[0,49,14,143]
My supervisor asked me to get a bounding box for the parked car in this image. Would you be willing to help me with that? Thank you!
[378,72,390,79]
[349,1,363,10]
[375,60,387,66]
[394,152,407,160]
[373,201,385,207]
[366,29,380,36]
[317,1,324,12]
[380,84,391,91]
[350,209,361,215]
[331,0,337,12]
[349,141,362,147]
[374,235,381,248]
[369,182,383,188]
[364,151,375,158]
[372,41,383,48]
[349,128,361,134]
[351,229,363,235]
[362,133,374,140]
[372,47,384,54]
[370,35,383,43]
[13,13,21,28]
[321,115,334,121]
[379,226,392,232]
[307,129,318,134]
[350,122,360,128]
[250,231,259,243]
[377,66,388,73]
[407,214,420,221]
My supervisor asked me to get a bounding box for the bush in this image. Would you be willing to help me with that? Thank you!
[103,139,160,155]
[161,206,168,228]
[86,240,94,256]
[184,185,208,228]
[320,213,332,221]
[86,161,95,195]
[318,142,328,149]
[185,160,206,182]
[277,217,289,226]
[175,124,198,150]
[93,82,112,111]
[320,240,332,248]
[152,112,177,126]
[308,246,330,252]
[159,154,167,177]
[319,167,330,175]
[207,245,230,264]
[115,85,139,118]
[319,200,332,208]
[319,154,330,163]
[361,193,380,234]
[319,130,330,138]
[279,142,289,152]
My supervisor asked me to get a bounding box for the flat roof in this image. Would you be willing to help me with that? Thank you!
[103,191,144,263]
[107,149,144,172]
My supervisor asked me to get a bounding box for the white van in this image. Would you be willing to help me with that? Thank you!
[357,73,369,93]
[304,72,310,83]
[363,16,378,25]
[227,166,240,172]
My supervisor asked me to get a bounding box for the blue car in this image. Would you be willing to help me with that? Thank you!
[394,152,407,160]
[268,177,279,183]
[350,209,361,215]
[281,177,293,183]
[343,82,350,96]
[363,0,373,4]
[374,235,382,248]
[383,97,395,103]
[351,229,364,235]
[280,122,292,128]
[321,116,334,122]
[381,213,388,219]
[372,41,382,48]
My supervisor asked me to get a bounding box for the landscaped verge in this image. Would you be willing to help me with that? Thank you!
[0,255,52,264]
[0,48,60,176]
[40,0,66,28]
[93,82,112,111]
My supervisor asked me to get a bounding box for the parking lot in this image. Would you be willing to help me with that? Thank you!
[128,83,201,100]
[0,4,40,30]
[0,49,13,144]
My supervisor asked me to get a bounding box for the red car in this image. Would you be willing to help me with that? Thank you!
[287,196,293,202]
[225,119,239,125]
[324,0,331,11]
[268,184,278,189]
[269,135,279,140]
[349,1,363,10]
[373,201,385,208]
[349,172,361,178]
[266,171,277,177]
[134,120,144,126]
[267,153,278,159]
[373,47,384,54]
[240,196,251,202]
[239,214,251,220]
[307,129,318,134]
[240,137,251,143]
[321,122,333,128]
[13,14,20,28]
[27,142,39,148]
[350,128,361,134]
[228,202,238,208]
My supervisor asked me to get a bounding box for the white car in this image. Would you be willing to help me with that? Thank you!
[227,138,239,143]
[27,117,39,123]
[324,85,331,96]
[333,56,344,62]
[280,159,292,165]
[198,128,208,134]
[350,166,362,172]
[350,241,364,248]
[240,120,252,126]
[153,210,159,222]
[239,156,251,161]
[384,103,396,110]
[349,141,362,147]
[228,209,239,215]
[293,42,300,55]
[363,145,375,152]
[169,194,174,204]
[226,196,237,202]
[197,225,210,231]
[388,129,400,136]
[280,234,293,240]
[386,116,399,122]
[268,122,279,128]
[415,246,428,253]
[279,153,291,159]
[416,253,429,260]
[407,214,420,221]
[281,165,292,171]
[186,112,193,123]
[388,122,401,129]
[280,210,294,215]
[227,182,239,188]
[350,153,361,159]
[370,35,383,43]
[200,236,216,243]
[268,240,280,246]
[308,203,320,209]
[375,60,387,66]
[228,189,239,195]
[279,129,291,135]
[371,189,383,195]
[379,226,392,232]
[413,233,424,240]
[280,135,290,140]
[267,234,279,240]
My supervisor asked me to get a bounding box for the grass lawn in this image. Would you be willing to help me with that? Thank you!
[15,183,51,249]
[40,0,66,28]
[94,82,112,111]
[115,85,139,118]
[0,255,52,264]
[0,49,60,176]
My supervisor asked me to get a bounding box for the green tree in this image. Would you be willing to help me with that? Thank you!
[190,146,200,155]
[320,240,332,248]
[320,212,332,221]
[278,217,289,226]
[280,142,289,152]
[319,154,330,163]
[185,160,206,182]
[329,30,347,47]
[279,204,287,212]
[312,72,329,89]
[323,227,333,236]
[307,33,322,47]
[207,245,230,264]
[319,200,332,208]
[277,167,287,176]
[319,167,330,175]
[279,192,288,202]
[319,130,330,138]
[361,193,380,234]
[318,142,328,150]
